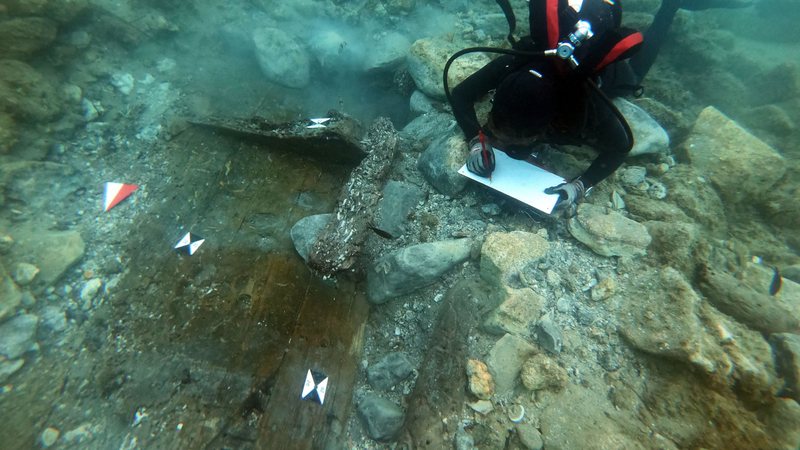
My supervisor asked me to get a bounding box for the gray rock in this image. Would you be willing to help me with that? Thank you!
[0,262,22,321]
[486,333,536,396]
[661,165,727,234]
[483,287,544,337]
[39,427,60,448]
[619,166,647,187]
[367,352,414,391]
[367,239,472,304]
[454,425,476,450]
[0,357,24,384]
[613,98,670,156]
[409,90,436,115]
[535,317,563,354]
[252,27,310,88]
[417,133,469,196]
[8,228,85,285]
[11,262,39,286]
[517,423,544,450]
[363,31,411,72]
[290,214,333,262]
[39,306,67,334]
[400,112,453,152]
[567,203,651,258]
[375,181,424,238]
[771,333,800,402]
[0,313,39,359]
[357,393,404,441]
[681,106,786,205]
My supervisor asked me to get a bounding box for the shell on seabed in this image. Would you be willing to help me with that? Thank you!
[508,404,525,423]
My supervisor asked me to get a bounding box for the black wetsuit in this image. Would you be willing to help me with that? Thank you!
[451,1,680,189]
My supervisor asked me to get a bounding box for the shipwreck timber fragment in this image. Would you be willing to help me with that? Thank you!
[308,117,398,276]
[190,111,366,165]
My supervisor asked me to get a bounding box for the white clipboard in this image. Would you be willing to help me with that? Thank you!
[458,149,566,215]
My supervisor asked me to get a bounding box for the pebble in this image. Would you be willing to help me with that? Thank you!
[647,180,668,200]
[40,427,60,448]
[536,317,562,354]
[11,262,39,286]
[590,278,617,302]
[110,73,135,95]
[0,234,13,253]
[555,297,572,313]
[81,98,100,121]
[620,166,647,186]
[611,190,625,210]
[481,203,501,216]
[468,399,494,414]
[80,279,103,304]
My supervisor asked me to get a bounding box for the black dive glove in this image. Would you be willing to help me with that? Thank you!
[466,133,495,178]
[545,178,586,211]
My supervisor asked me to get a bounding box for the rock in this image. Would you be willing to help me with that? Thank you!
[567,203,651,258]
[661,165,726,234]
[771,333,800,402]
[252,27,310,88]
[747,62,800,106]
[613,98,670,156]
[539,384,646,450]
[535,316,562,354]
[406,37,490,100]
[399,112,454,152]
[784,264,800,284]
[366,239,472,304]
[698,266,800,334]
[0,262,22,321]
[417,133,469,196]
[409,90,436,116]
[483,287,544,337]
[0,17,58,59]
[644,220,700,276]
[375,181,424,238]
[467,399,494,414]
[357,393,404,442]
[0,313,39,359]
[11,262,39,286]
[590,277,616,302]
[619,165,647,187]
[367,352,414,391]
[625,194,691,224]
[761,397,800,449]
[39,427,60,448]
[110,72,135,95]
[681,106,786,205]
[619,267,780,402]
[466,359,494,400]
[0,60,63,122]
[0,113,17,153]
[290,214,332,262]
[743,104,796,137]
[647,179,667,199]
[517,423,544,450]
[39,305,67,334]
[0,356,24,383]
[486,333,536,396]
[9,228,84,285]
[480,231,549,286]
[520,354,568,391]
[454,425,476,450]
[80,278,103,306]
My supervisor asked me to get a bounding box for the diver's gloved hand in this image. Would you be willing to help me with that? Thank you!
[545,178,586,211]
[466,134,495,178]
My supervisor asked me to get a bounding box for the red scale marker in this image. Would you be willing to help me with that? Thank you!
[104,182,138,211]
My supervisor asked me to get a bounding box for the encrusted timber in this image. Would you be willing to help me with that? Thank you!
[308,117,398,276]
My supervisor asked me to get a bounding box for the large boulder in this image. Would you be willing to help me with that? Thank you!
[567,203,651,258]
[406,38,489,100]
[619,267,781,403]
[680,106,786,205]
[252,27,310,88]
[0,60,63,122]
[0,18,58,59]
[366,239,473,304]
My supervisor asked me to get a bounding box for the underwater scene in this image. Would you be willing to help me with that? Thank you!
[1,0,799,448]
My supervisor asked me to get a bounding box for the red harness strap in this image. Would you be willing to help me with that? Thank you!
[595,31,644,71]
[546,0,561,49]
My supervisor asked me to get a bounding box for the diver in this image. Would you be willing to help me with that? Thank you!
[450,0,752,212]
